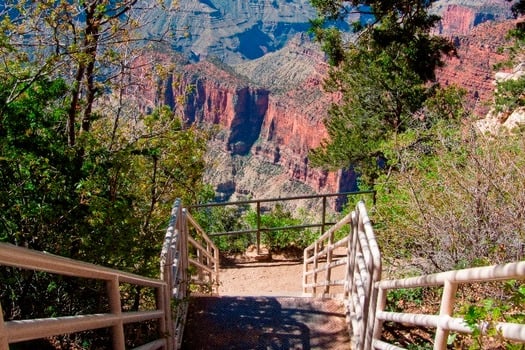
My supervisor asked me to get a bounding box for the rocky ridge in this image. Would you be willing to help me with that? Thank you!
[144,0,514,65]
[166,38,353,204]
[138,2,521,206]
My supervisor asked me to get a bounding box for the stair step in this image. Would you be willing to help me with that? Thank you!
[181,295,350,349]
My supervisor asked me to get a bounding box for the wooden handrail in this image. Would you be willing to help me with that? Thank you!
[303,201,524,350]
[0,198,220,350]
[185,210,220,294]
[2,197,521,350]
[303,201,381,350]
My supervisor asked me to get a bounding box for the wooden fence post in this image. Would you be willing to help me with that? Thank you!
[107,276,125,350]
[434,280,458,350]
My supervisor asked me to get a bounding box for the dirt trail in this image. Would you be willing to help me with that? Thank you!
[218,256,304,296]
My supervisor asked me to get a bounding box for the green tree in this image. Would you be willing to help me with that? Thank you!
[309,0,455,185]
[0,0,173,146]
[0,2,211,346]
[0,77,75,253]
[509,0,525,17]
[0,73,210,346]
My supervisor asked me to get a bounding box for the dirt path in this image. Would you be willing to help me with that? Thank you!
[217,248,347,296]
[218,257,304,296]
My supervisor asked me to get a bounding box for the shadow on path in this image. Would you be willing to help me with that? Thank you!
[181,296,350,350]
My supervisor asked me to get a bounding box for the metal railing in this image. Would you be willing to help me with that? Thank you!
[0,199,219,350]
[373,261,525,350]
[189,190,376,254]
[2,196,523,349]
[0,243,171,350]
[160,199,219,348]
[303,201,525,350]
[303,200,381,350]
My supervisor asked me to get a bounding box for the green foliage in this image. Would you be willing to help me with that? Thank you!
[406,343,433,350]
[0,77,75,252]
[374,116,525,272]
[309,0,455,185]
[0,75,210,349]
[0,2,208,347]
[386,287,424,312]
[458,281,525,349]
[192,204,254,254]
[244,204,318,253]
[494,77,525,114]
[193,203,319,254]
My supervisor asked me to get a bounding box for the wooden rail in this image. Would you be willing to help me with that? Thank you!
[304,201,525,349]
[2,196,522,349]
[186,211,220,294]
[0,199,219,349]
[0,243,170,350]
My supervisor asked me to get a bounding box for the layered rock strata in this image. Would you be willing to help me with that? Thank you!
[167,57,356,203]
[132,3,518,206]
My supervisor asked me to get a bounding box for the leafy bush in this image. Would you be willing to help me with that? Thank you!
[494,77,525,114]
[245,204,318,253]
[0,77,210,347]
[375,118,525,272]
[457,281,525,349]
[193,203,321,255]
[191,204,254,254]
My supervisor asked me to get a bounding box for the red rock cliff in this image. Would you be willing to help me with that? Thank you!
[437,19,515,116]
[131,10,516,203]
[167,59,354,198]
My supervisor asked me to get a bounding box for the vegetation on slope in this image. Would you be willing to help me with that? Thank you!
[0,1,211,347]
[305,3,525,348]
[308,0,524,272]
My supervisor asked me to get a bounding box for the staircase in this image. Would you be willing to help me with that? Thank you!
[181,296,350,350]
[0,198,523,349]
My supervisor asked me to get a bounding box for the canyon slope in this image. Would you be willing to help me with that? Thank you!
[147,1,520,207]
[145,0,514,65]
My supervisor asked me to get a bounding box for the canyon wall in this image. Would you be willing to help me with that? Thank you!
[166,55,356,203]
[437,19,516,116]
[135,3,518,206]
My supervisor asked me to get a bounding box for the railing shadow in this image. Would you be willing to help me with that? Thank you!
[181,296,349,350]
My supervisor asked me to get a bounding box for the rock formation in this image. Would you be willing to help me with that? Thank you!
[142,0,317,65]
[432,1,513,35]
[437,19,516,116]
[164,40,357,205]
[133,1,519,207]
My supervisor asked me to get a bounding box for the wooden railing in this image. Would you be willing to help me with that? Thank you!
[303,200,381,350]
[160,199,219,348]
[1,197,522,349]
[0,199,219,350]
[304,201,525,350]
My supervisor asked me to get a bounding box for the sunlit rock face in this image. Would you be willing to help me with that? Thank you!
[132,0,517,207]
[143,0,318,65]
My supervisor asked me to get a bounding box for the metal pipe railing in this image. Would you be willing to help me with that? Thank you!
[0,243,169,350]
[0,198,220,350]
[303,201,382,350]
[373,261,525,349]
[189,190,376,253]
